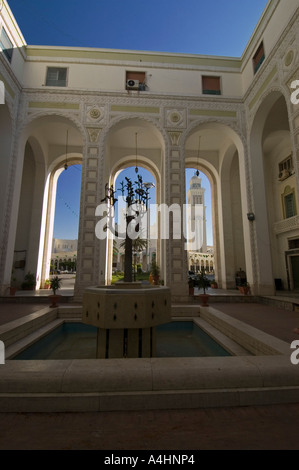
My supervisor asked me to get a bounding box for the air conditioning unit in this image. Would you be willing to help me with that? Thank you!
[126,79,139,90]
[278,169,290,181]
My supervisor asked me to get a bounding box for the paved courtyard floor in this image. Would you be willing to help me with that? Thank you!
[1,404,299,450]
[0,295,299,450]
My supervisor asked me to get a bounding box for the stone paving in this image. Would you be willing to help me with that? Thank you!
[1,404,299,450]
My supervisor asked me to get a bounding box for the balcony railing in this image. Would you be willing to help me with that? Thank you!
[273,215,299,234]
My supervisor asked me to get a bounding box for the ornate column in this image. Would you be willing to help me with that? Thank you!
[74,122,104,301]
[165,109,189,302]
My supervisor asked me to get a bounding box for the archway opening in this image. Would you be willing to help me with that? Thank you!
[185,168,214,276]
[185,123,245,290]
[103,118,164,287]
[251,92,296,292]
[108,165,157,284]
[0,104,12,229]
[50,163,82,283]
[13,138,46,289]
[13,116,84,291]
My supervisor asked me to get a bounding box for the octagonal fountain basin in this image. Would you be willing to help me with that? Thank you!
[82,283,172,358]
[12,320,232,360]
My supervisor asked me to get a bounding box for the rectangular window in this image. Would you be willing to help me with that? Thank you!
[126,71,146,91]
[279,155,293,180]
[45,67,67,87]
[253,42,265,74]
[284,193,296,219]
[202,76,221,95]
[0,27,13,63]
[288,239,299,250]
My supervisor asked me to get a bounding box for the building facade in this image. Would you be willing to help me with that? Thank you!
[51,238,77,273]
[0,0,299,300]
[52,239,78,254]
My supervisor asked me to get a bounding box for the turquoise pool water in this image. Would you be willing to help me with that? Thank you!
[13,321,231,359]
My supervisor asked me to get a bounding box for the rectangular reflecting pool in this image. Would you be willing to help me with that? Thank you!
[13,321,231,359]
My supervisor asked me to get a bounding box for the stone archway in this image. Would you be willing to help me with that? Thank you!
[0,103,12,230]
[184,121,246,290]
[12,115,84,290]
[13,137,46,288]
[0,102,13,293]
[106,163,159,286]
[100,118,166,287]
[250,91,297,293]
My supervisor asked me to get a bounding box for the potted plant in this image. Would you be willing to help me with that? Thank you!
[49,276,62,307]
[44,279,51,289]
[21,272,36,290]
[238,282,250,295]
[210,279,218,289]
[9,270,18,296]
[150,260,160,285]
[197,270,210,306]
[188,277,195,296]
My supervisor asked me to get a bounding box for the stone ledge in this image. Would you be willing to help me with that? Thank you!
[200,306,291,356]
[0,356,298,412]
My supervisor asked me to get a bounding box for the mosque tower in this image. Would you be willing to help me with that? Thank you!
[186,174,207,253]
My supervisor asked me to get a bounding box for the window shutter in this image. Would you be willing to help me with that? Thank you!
[202,76,221,95]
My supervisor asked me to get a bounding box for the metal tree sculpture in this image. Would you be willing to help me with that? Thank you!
[102,175,150,283]
[119,174,149,282]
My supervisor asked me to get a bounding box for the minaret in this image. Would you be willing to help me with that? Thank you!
[186,175,207,253]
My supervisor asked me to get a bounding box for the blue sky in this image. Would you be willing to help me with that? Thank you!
[7,0,268,242]
[8,0,268,56]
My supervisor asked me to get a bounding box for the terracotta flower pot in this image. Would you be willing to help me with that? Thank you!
[49,294,61,308]
[238,286,250,295]
[9,287,17,296]
[199,293,209,306]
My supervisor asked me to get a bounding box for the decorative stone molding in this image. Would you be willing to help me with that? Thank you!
[85,105,106,124]
[168,131,182,146]
[284,49,296,68]
[87,127,102,143]
[274,215,299,234]
[165,108,186,128]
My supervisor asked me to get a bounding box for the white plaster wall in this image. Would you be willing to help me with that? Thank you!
[0,1,26,84]
[22,59,243,97]
[0,104,11,229]
[241,0,299,94]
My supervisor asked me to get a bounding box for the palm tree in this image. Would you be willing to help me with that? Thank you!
[120,237,147,280]
[120,237,147,254]
[113,240,119,257]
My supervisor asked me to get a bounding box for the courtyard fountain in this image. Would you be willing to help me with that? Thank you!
[82,174,171,358]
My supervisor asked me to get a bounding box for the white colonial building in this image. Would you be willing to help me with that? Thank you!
[0,0,299,301]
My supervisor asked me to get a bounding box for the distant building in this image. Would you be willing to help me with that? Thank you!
[51,239,77,272]
[186,175,207,253]
[186,175,214,273]
[52,239,78,253]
